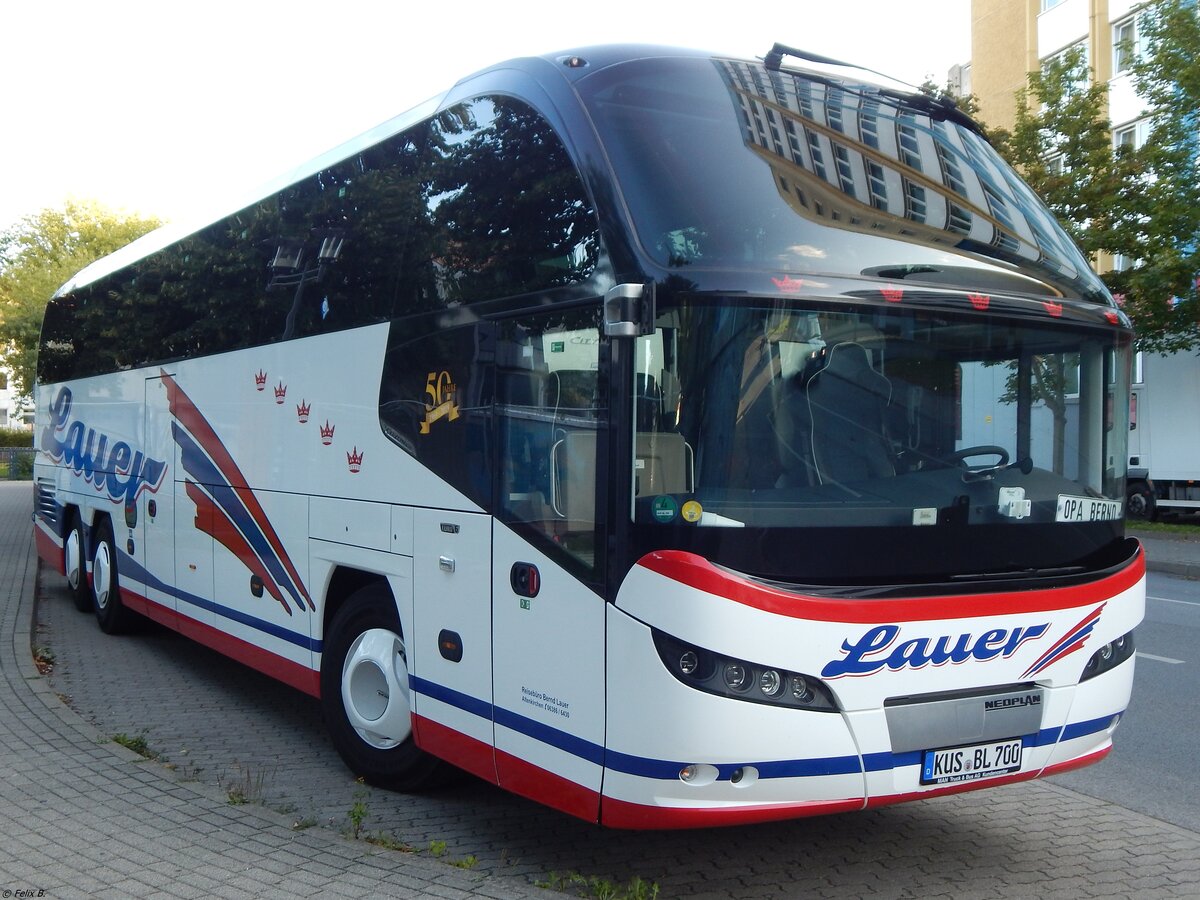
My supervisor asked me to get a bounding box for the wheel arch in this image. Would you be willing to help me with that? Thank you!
[321,566,397,645]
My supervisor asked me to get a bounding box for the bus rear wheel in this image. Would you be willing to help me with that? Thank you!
[91,519,134,634]
[320,584,445,790]
[65,513,92,612]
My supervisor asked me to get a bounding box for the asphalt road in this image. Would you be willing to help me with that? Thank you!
[35,558,1200,898]
[1049,570,1200,831]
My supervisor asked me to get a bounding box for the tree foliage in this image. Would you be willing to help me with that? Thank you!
[1119,0,1200,353]
[0,201,160,396]
[988,1,1200,354]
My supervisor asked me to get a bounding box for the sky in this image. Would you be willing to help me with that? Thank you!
[2,0,971,233]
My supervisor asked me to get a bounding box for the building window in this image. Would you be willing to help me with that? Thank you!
[1042,40,1090,92]
[1113,119,1148,152]
[1041,0,1066,11]
[867,161,888,210]
[1113,16,1139,75]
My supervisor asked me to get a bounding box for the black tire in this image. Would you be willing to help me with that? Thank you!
[91,518,134,634]
[1126,481,1157,522]
[64,513,92,612]
[320,583,445,790]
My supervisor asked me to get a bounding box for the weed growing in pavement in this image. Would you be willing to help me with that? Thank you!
[221,765,268,805]
[428,839,448,857]
[536,871,660,900]
[365,832,415,852]
[112,731,158,760]
[32,645,55,674]
[450,854,479,870]
[346,780,369,839]
[292,816,319,831]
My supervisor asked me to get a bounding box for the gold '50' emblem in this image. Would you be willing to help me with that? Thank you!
[420,370,460,434]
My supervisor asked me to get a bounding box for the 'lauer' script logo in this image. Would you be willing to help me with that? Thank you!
[41,386,167,506]
[820,622,1050,678]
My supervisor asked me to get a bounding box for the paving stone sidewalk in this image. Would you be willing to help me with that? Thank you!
[0,483,556,899]
[7,478,1200,898]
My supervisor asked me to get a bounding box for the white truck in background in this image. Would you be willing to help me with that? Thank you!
[1127,351,1200,519]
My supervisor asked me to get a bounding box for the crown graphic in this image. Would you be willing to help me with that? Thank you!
[274,381,287,404]
[347,446,364,473]
[320,420,335,445]
[770,275,804,294]
[881,286,904,304]
[255,370,267,391]
[968,292,990,311]
[296,400,311,423]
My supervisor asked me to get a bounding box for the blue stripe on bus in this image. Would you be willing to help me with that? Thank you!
[1061,713,1118,742]
[98,558,1124,781]
[494,707,606,766]
[410,674,1123,782]
[409,676,494,722]
[116,552,320,652]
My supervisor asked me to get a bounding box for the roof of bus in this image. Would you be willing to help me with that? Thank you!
[55,43,931,298]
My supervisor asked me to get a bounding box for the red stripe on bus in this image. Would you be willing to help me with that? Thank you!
[120,587,320,697]
[637,547,1144,624]
[495,748,600,823]
[600,795,864,830]
[412,716,602,822]
[863,744,1111,809]
[35,525,65,574]
[412,715,498,784]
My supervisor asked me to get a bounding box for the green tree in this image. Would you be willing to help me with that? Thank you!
[0,201,159,396]
[1005,49,1139,263]
[1117,0,1200,354]
[992,8,1200,354]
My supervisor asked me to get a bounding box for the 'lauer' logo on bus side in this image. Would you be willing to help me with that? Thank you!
[41,386,168,507]
[820,621,1051,679]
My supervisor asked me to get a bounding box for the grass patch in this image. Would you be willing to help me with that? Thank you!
[537,871,660,900]
[1128,518,1200,537]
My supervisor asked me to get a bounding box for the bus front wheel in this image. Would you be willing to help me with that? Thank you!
[320,584,445,790]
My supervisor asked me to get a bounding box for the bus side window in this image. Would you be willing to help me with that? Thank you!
[496,319,603,571]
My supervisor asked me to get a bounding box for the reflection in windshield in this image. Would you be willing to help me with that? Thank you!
[633,300,1130,530]
[579,57,1110,304]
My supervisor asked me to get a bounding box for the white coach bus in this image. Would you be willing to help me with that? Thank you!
[34,44,1144,828]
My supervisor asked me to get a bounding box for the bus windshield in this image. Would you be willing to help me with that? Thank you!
[577,55,1110,305]
[630,297,1131,585]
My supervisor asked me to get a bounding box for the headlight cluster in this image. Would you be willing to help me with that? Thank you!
[652,629,839,712]
[1080,631,1135,682]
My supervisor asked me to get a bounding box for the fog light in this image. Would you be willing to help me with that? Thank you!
[679,650,699,675]
[677,763,718,786]
[759,669,782,697]
[1100,642,1114,661]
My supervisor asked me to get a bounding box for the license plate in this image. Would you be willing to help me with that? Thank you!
[1056,494,1122,522]
[920,737,1024,785]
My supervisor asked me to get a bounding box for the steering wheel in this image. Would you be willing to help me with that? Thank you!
[947,445,1010,468]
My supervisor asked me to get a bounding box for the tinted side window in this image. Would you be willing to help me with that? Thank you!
[38,95,600,384]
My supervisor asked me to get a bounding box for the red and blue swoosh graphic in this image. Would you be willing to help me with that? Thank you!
[1020,603,1105,679]
[162,371,313,616]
